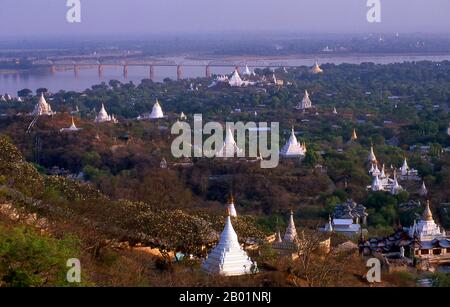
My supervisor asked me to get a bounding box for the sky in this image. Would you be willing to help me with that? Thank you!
[0,0,449,38]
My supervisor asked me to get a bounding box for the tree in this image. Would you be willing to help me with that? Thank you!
[17,88,32,98]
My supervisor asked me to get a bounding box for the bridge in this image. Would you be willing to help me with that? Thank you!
[32,57,299,80]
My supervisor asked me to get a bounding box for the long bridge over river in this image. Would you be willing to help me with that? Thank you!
[32,56,304,80]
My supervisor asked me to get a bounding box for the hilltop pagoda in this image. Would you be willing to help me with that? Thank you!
[228,70,244,87]
[215,126,244,157]
[201,213,257,276]
[296,90,313,110]
[30,93,54,116]
[149,99,164,119]
[60,117,81,132]
[280,127,306,158]
[94,103,114,123]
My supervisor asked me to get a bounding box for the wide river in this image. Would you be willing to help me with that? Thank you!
[1,54,450,95]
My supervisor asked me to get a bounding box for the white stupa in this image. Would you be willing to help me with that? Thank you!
[280,127,306,158]
[400,158,409,176]
[0,95,6,102]
[180,112,187,120]
[332,107,338,114]
[149,99,164,119]
[60,117,81,132]
[371,175,383,191]
[216,126,244,157]
[419,181,428,197]
[242,64,255,76]
[228,70,244,87]
[409,201,446,240]
[311,60,323,74]
[296,90,312,110]
[283,211,298,243]
[227,195,238,217]
[201,213,256,276]
[350,129,358,142]
[30,93,54,116]
[94,103,112,123]
[390,172,403,195]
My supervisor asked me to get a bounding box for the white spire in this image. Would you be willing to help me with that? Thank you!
[297,90,312,110]
[149,99,164,119]
[95,103,112,123]
[332,107,338,114]
[283,211,298,243]
[201,215,256,276]
[401,158,409,176]
[216,126,243,157]
[60,117,81,132]
[30,92,54,116]
[391,171,402,195]
[419,181,428,197]
[371,175,383,191]
[228,69,243,87]
[280,127,307,157]
[380,164,386,178]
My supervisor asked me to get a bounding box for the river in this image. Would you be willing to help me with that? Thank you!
[1,54,450,95]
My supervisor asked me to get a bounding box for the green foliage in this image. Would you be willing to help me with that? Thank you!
[0,224,81,287]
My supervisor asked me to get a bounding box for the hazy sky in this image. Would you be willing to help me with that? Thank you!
[1,0,449,38]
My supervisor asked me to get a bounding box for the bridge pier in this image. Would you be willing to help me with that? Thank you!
[50,65,56,75]
[98,64,104,79]
[235,65,240,73]
[149,65,154,81]
[74,65,79,79]
[177,65,183,80]
[123,65,128,79]
[205,65,211,78]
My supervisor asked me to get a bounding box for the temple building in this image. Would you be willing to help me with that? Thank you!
[272,211,299,254]
[60,117,81,132]
[279,127,307,158]
[227,195,237,217]
[149,100,164,119]
[94,103,115,123]
[311,60,323,74]
[360,201,450,271]
[30,93,55,116]
[201,213,257,276]
[180,112,187,120]
[215,126,244,157]
[321,200,368,236]
[399,158,419,180]
[295,90,313,110]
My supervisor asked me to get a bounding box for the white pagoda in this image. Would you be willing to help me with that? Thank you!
[242,64,255,76]
[149,99,164,119]
[296,90,313,110]
[201,214,256,276]
[60,117,81,132]
[228,70,244,87]
[390,173,403,195]
[227,195,237,217]
[180,112,187,120]
[409,201,446,241]
[371,175,383,191]
[215,126,244,157]
[332,107,338,114]
[94,104,112,123]
[280,127,306,158]
[30,93,54,116]
[311,60,323,74]
[419,181,428,197]
[283,211,298,243]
